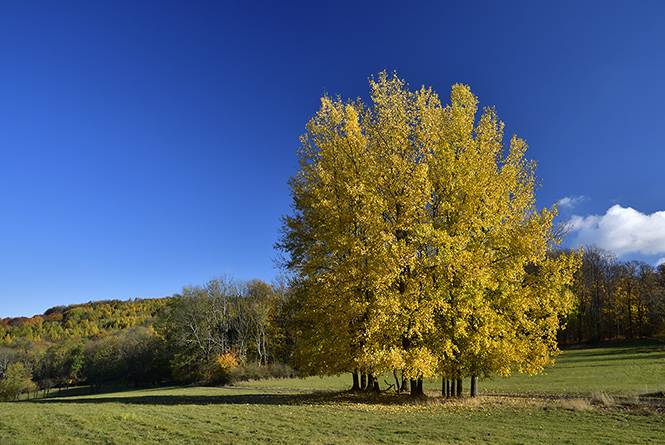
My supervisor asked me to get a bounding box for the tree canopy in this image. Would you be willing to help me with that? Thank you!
[277,72,581,393]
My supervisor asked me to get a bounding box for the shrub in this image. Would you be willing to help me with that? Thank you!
[0,362,31,401]
[227,362,296,383]
[210,353,239,385]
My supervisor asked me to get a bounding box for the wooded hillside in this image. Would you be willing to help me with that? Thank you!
[1,298,171,343]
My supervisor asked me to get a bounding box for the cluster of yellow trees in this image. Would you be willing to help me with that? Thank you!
[0,282,294,399]
[277,72,580,396]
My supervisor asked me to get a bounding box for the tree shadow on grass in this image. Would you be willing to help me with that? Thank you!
[560,339,665,358]
[29,388,665,414]
[30,388,420,407]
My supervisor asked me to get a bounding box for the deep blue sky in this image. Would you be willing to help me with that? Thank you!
[2,1,664,318]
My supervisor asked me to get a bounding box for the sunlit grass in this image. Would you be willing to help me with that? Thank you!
[461,339,665,397]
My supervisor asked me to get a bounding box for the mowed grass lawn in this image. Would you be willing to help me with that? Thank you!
[1,341,664,444]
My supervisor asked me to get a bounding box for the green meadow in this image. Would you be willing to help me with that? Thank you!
[1,341,663,444]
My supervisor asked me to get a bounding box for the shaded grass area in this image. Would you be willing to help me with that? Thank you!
[1,340,664,444]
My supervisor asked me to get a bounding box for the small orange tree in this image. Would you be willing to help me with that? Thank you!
[211,352,239,384]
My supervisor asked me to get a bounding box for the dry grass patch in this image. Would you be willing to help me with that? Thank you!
[558,397,593,411]
[591,391,615,406]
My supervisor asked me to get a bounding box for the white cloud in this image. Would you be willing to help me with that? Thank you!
[568,205,665,256]
[558,195,586,210]
[657,258,665,267]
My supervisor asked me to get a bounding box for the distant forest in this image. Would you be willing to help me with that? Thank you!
[1,247,664,401]
[563,246,665,343]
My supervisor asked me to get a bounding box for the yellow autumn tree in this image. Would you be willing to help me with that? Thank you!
[277,71,580,397]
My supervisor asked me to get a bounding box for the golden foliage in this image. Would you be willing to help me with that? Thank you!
[278,71,580,381]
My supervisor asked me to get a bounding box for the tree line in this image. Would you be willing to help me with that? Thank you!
[156,275,295,383]
[0,277,295,401]
[562,246,665,344]
[1,298,170,400]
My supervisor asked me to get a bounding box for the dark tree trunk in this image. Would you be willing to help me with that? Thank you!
[456,378,463,397]
[410,378,423,397]
[401,377,409,392]
[578,307,583,343]
[450,379,456,397]
[392,371,401,393]
[360,373,367,390]
[366,374,375,391]
[470,375,478,397]
[442,378,447,397]
[351,372,360,391]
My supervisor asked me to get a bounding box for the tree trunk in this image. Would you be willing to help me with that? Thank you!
[442,378,447,397]
[410,378,423,397]
[392,371,401,393]
[470,375,478,397]
[401,377,409,393]
[456,378,463,397]
[577,307,583,343]
[365,374,379,392]
[450,379,456,397]
[351,371,360,391]
[360,373,367,390]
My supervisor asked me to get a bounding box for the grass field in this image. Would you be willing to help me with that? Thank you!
[1,340,664,444]
[452,339,665,397]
